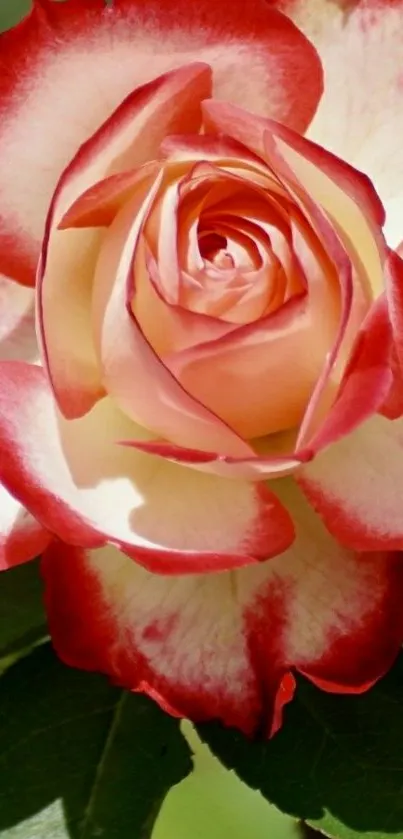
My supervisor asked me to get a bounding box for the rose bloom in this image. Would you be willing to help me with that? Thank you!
[1,0,403,736]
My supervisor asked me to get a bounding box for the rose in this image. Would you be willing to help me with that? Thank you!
[1,0,403,737]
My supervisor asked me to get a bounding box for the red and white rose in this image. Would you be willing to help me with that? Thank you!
[1,0,403,736]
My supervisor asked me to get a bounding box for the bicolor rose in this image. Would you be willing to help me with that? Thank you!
[1,0,403,735]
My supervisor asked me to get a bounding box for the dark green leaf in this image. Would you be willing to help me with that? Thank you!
[0,559,47,659]
[0,643,192,838]
[0,0,30,31]
[198,654,403,839]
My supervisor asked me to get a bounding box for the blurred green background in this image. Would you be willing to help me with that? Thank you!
[0,2,311,837]
[154,724,302,839]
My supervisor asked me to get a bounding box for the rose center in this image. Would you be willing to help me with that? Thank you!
[198,230,233,265]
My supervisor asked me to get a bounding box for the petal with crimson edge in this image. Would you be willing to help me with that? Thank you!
[298,293,394,453]
[121,437,304,482]
[0,485,51,571]
[126,293,393,481]
[0,361,294,573]
[277,0,403,248]
[38,62,211,419]
[113,0,322,133]
[298,412,403,552]
[203,100,385,299]
[41,480,403,737]
[0,0,321,285]
[92,172,253,457]
[0,276,50,568]
[0,275,38,364]
[384,249,403,374]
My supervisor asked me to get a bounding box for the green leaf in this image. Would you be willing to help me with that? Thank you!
[0,0,30,31]
[0,643,192,838]
[198,654,403,839]
[0,559,48,660]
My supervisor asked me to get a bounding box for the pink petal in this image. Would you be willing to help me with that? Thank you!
[58,162,159,230]
[41,480,403,736]
[39,62,211,419]
[0,275,50,568]
[301,293,395,454]
[165,247,340,439]
[0,275,38,364]
[278,0,403,248]
[0,0,321,285]
[381,247,403,419]
[160,133,274,181]
[121,438,305,481]
[384,249,403,373]
[203,100,386,299]
[92,169,252,456]
[0,484,51,571]
[133,249,238,356]
[0,361,294,573]
[139,294,395,487]
[127,284,387,470]
[298,412,403,551]
[0,0,106,285]
[201,102,382,445]
[113,0,322,133]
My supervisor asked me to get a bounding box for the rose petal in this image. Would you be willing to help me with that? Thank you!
[166,220,341,439]
[0,275,38,364]
[384,249,403,374]
[301,293,394,453]
[121,438,304,481]
[278,0,403,248]
[42,480,403,736]
[0,0,321,284]
[39,62,211,419]
[160,133,275,185]
[380,348,403,421]
[0,361,294,572]
[113,0,323,133]
[0,275,50,568]
[0,484,51,571]
[203,100,385,299]
[298,412,403,551]
[133,247,238,356]
[92,171,253,456]
[58,162,159,230]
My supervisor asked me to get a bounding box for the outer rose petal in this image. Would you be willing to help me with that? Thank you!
[0,0,322,285]
[42,481,403,736]
[0,275,51,567]
[0,361,294,573]
[298,413,403,551]
[113,0,322,132]
[0,275,38,364]
[0,485,51,571]
[277,0,403,248]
